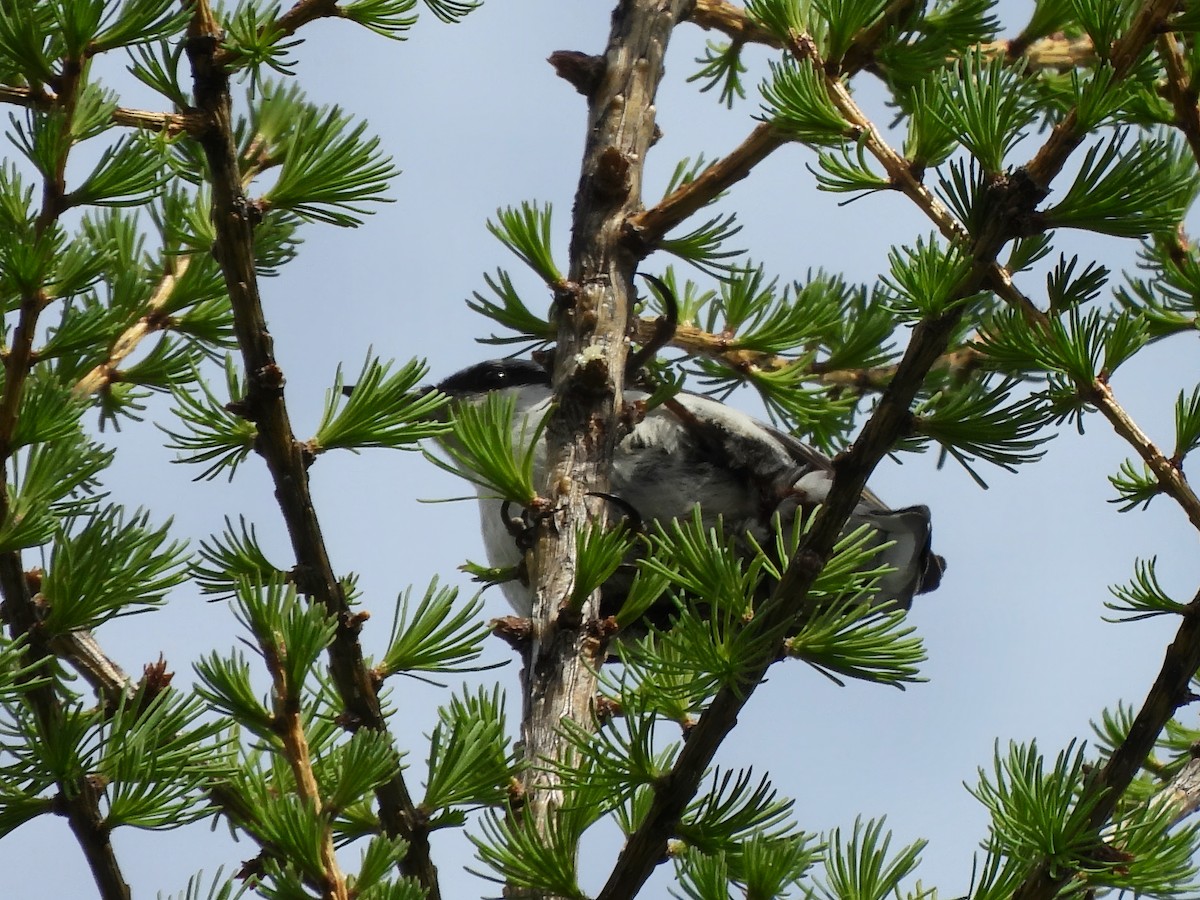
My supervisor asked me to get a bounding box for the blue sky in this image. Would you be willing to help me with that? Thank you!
[5,1,1200,896]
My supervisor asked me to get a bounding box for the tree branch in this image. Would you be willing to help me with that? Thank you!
[0,54,132,900]
[839,0,922,73]
[687,0,781,47]
[597,278,972,900]
[181,4,439,895]
[72,255,193,398]
[519,0,695,887]
[809,14,1200,532]
[1089,380,1200,531]
[262,615,350,900]
[628,122,787,245]
[687,0,1098,71]
[598,0,1176,884]
[1013,591,1200,900]
[0,84,200,136]
[1156,32,1200,170]
[629,315,986,391]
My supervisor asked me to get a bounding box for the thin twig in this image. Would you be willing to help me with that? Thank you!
[182,4,440,895]
[1089,380,1200,530]
[840,0,922,73]
[72,255,193,397]
[0,84,200,135]
[629,315,985,390]
[817,52,1049,327]
[688,0,1098,71]
[628,123,787,245]
[688,0,781,47]
[263,621,350,900]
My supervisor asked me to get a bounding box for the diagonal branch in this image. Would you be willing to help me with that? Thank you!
[600,1,1181,891]
[628,122,787,246]
[1013,590,1200,900]
[688,0,781,47]
[73,255,194,398]
[262,611,350,900]
[640,6,1049,328]
[48,630,137,706]
[182,4,440,896]
[762,14,1200,531]
[597,270,973,900]
[1089,380,1200,531]
[814,16,1200,531]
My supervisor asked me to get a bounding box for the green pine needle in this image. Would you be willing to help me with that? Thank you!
[313,355,448,452]
[471,805,589,899]
[937,51,1037,173]
[263,102,399,227]
[688,40,748,109]
[423,686,513,815]
[41,507,188,632]
[465,268,554,346]
[758,57,852,146]
[192,515,285,598]
[160,359,257,481]
[486,201,563,285]
[1044,132,1195,238]
[342,0,419,38]
[813,816,927,900]
[1105,557,1190,622]
[378,579,497,676]
[425,390,546,505]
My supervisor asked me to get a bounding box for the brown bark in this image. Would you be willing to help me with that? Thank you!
[517,2,695,895]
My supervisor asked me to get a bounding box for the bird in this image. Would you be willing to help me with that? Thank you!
[435,358,945,623]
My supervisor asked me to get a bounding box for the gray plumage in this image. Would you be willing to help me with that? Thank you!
[438,360,945,618]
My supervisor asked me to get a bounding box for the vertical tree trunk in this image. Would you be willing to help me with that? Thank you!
[518,1,695,893]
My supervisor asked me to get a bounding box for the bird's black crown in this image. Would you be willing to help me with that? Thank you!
[436,359,551,396]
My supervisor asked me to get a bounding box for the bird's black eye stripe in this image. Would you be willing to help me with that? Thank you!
[436,359,551,396]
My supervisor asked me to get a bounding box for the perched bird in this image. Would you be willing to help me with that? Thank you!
[436,358,945,620]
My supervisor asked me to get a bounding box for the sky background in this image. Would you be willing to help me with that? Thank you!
[6,1,1200,897]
